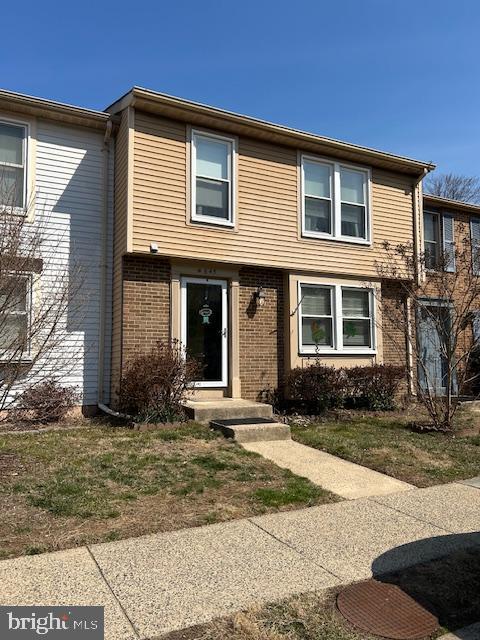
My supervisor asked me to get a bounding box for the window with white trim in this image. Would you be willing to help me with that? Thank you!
[0,275,31,356]
[301,155,370,242]
[342,288,372,348]
[191,131,234,226]
[423,210,456,272]
[299,285,334,349]
[0,121,27,209]
[299,283,375,354]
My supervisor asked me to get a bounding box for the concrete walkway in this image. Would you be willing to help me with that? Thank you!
[1,482,479,639]
[243,439,412,499]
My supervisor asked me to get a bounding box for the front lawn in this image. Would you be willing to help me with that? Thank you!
[291,416,480,487]
[0,422,337,559]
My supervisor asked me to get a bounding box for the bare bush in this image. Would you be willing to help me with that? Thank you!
[0,179,85,413]
[15,379,79,423]
[375,231,480,431]
[118,340,202,423]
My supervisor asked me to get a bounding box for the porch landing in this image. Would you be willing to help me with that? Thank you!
[183,398,273,423]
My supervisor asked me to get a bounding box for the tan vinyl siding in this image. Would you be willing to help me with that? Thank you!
[110,108,129,400]
[132,111,414,278]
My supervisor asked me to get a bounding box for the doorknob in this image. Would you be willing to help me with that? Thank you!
[221,328,227,337]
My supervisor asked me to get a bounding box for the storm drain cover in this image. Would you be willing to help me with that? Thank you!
[336,579,439,640]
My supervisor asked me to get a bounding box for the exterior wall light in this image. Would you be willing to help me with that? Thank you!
[255,286,266,308]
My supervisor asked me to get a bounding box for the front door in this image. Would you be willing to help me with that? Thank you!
[181,277,228,387]
[417,301,456,396]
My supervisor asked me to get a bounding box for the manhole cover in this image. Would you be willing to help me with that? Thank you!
[337,579,439,640]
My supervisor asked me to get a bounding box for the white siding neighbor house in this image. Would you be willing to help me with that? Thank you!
[0,90,113,412]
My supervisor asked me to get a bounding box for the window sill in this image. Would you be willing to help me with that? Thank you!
[301,231,371,246]
[299,349,377,357]
[191,215,235,229]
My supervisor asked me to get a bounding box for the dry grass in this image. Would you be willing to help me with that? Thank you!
[0,422,337,559]
[291,415,480,487]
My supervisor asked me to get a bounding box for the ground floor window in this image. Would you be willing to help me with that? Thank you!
[298,282,375,354]
[0,274,31,357]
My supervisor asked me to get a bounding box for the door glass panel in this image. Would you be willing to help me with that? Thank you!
[186,282,223,382]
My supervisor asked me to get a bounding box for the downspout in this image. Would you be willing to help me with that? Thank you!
[97,119,112,413]
[407,166,433,395]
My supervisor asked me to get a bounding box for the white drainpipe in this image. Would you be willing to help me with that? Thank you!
[97,120,112,412]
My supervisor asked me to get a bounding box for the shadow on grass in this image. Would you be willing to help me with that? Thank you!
[372,532,480,632]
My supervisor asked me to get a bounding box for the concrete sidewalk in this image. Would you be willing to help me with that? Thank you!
[0,483,479,639]
[243,439,413,499]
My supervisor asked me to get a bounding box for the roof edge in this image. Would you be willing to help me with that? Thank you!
[0,88,109,125]
[107,86,435,174]
[423,193,480,213]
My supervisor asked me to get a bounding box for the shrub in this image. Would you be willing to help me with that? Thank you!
[118,339,201,423]
[17,380,79,423]
[344,364,405,410]
[286,363,345,414]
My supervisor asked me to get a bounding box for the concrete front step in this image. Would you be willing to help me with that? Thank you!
[210,417,291,443]
[183,398,273,423]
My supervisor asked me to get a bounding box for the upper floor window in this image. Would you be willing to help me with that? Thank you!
[0,121,27,210]
[298,282,375,354]
[191,130,235,227]
[301,155,370,243]
[424,210,455,272]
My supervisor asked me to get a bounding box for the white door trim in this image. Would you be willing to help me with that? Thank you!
[180,276,228,387]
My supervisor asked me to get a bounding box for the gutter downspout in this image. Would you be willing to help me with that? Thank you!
[97,120,112,412]
[407,166,433,395]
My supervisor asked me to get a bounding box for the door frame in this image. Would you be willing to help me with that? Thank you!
[180,276,229,388]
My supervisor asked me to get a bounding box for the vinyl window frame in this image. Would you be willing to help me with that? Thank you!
[298,281,376,355]
[300,154,371,245]
[190,129,236,228]
[0,272,33,361]
[0,117,29,213]
[297,283,335,352]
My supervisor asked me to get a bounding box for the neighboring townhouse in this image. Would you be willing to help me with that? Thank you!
[0,90,113,412]
[106,87,434,411]
[419,194,480,394]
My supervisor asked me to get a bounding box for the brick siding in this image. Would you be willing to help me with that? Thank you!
[122,255,171,369]
[239,267,285,401]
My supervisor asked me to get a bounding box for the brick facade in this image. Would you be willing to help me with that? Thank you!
[238,267,285,401]
[381,280,409,368]
[122,255,171,368]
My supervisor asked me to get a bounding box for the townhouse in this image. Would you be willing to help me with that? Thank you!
[0,90,113,412]
[419,194,480,394]
[105,88,433,411]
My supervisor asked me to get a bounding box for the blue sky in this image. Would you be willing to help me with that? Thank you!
[3,0,479,174]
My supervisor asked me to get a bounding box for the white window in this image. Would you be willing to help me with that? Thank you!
[0,275,31,356]
[0,121,27,210]
[302,160,333,235]
[301,155,370,243]
[424,211,440,269]
[299,282,375,354]
[299,285,334,349]
[342,288,373,348]
[191,130,235,226]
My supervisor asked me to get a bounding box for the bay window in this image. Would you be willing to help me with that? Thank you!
[191,130,235,226]
[0,121,27,210]
[299,282,375,354]
[301,155,370,243]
